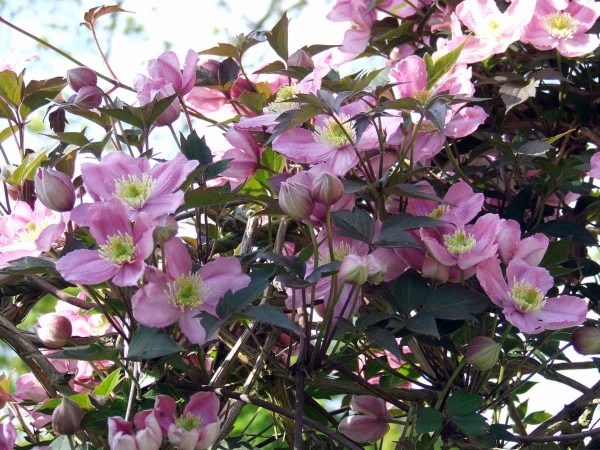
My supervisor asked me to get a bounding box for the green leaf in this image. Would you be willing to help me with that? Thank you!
[181,130,213,165]
[423,286,489,320]
[415,408,443,433]
[523,411,552,425]
[427,40,466,89]
[405,312,440,339]
[238,91,268,114]
[92,368,122,396]
[45,343,121,362]
[536,220,596,245]
[269,104,323,142]
[127,327,183,361]
[218,58,240,85]
[515,141,553,156]
[499,78,538,113]
[382,269,429,314]
[20,76,66,119]
[199,43,238,58]
[331,209,375,243]
[373,227,420,248]
[446,390,484,416]
[38,393,94,413]
[0,257,55,274]
[0,124,17,144]
[365,327,402,361]
[267,12,289,60]
[388,183,442,202]
[243,304,299,331]
[452,413,489,437]
[80,397,128,436]
[540,237,572,267]
[41,132,91,146]
[216,270,271,319]
[199,159,231,182]
[0,70,22,106]
[183,186,240,208]
[49,435,72,450]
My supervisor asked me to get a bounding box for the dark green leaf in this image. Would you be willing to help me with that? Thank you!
[180,130,213,165]
[331,209,375,243]
[446,390,484,416]
[365,327,401,361]
[267,12,289,60]
[46,343,120,361]
[199,43,238,58]
[49,436,72,450]
[424,98,448,134]
[196,312,223,340]
[382,270,429,314]
[0,257,55,274]
[126,327,183,361]
[199,159,231,181]
[540,237,572,267]
[374,227,420,248]
[405,312,439,339]
[536,220,596,245]
[515,141,553,156]
[243,304,299,331]
[341,178,368,194]
[41,131,90,146]
[423,286,489,320]
[415,408,443,433]
[356,312,401,329]
[269,104,323,143]
[523,411,552,425]
[218,58,240,85]
[216,271,271,319]
[183,186,239,208]
[452,413,489,437]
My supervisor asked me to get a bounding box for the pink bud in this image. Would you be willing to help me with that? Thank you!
[73,85,103,109]
[339,254,369,285]
[36,314,72,348]
[52,397,84,435]
[466,336,501,371]
[338,396,391,443]
[365,254,387,285]
[422,258,449,283]
[197,59,220,85]
[572,327,600,355]
[66,67,97,92]
[311,171,344,206]
[287,49,314,68]
[153,215,178,245]
[34,168,76,212]
[279,181,314,221]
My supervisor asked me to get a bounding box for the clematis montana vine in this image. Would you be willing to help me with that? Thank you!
[477,258,588,334]
[131,237,251,344]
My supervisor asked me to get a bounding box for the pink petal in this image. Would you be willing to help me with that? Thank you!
[165,238,193,278]
[272,128,332,164]
[513,233,549,266]
[351,395,389,419]
[183,392,220,423]
[199,257,251,305]
[112,260,146,287]
[506,259,553,295]
[150,154,199,197]
[181,49,199,95]
[322,146,359,176]
[132,281,181,328]
[476,258,509,306]
[338,415,390,443]
[557,34,600,57]
[154,395,178,433]
[445,106,487,138]
[57,250,118,285]
[178,313,211,345]
[420,229,456,267]
[533,295,588,330]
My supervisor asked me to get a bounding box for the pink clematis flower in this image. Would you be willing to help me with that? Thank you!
[272,102,379,176]
[588,152,600,178]
[76,152,198,221]
[449,0,536,63]
[57,199,155,287]
[134,49,198,126]
[0,420,16,450]
[152,393,220,450]
[131,238,250,344]
[327,0,377,56]
[338,395,391,443]
[477,258,588,334]
[419,213,500,279]
[521,0,600,57]
[496,218,549,266]
[108,413,162,450]
[408,180,484,228]
[0,200,66,268]
[220,128,263,183]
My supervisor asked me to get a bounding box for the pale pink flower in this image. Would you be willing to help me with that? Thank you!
[521,0,600,57]
[589,152,600,178]
[220,128,263,182]
[496,219,549,265]
[0,420,16,450]
[76,152,198,221]
[327,0,376,55]
[131,238,250,344]
[57,199,155,287]
[477,258,588,334]
[338,396,391,443]
[108,413,162,450]
[408,180,484,228]
[134,50,198,126]
[0,49,37,73]
[151,393,220,450]
[0,200,66,268]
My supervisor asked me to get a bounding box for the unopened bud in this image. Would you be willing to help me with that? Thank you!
[279,181,314,221]
[197,59,220,85]
[366,254,386,285]
[572,327,600,355]
[287,49,314,68]
[73,85,103,109]
[52,397,84,435]
[36,314,72,348]
[422,258,449,283]
[339,254,369,285]
[153,215,178,245]
[35,168,76,212]
[311,172,344,206]
[66,67,97,92]
[466,336,501,371]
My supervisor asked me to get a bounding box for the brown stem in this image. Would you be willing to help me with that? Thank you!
[25,275,93,310]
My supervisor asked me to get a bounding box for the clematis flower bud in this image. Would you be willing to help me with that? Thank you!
[338,396,391,443]
[339,254,369,285]
[311,171,344,206]
[66,67,97,92]
[52,397,84,435]
[572,327,600,355]
[366,254,386,285]
[287,49,314,68]
[197,59,220,85]
[73,85,103,109]
[279,181,314,221]
[466,336,501,371]
[35,168,76,212]
[36,314,72,348]
[153,215,178,245]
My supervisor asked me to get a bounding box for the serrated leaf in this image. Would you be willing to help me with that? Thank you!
[181,130,213,165]
[41,131,90,146]
[331,209,375,243]
[199,43,239,58]
[427,40,466,89]
[216,271,271,319]
[20,76,66,118]
[83,5,128,26]
[243,304,299,331]
[126,327,182,361]
[415,408,443,433]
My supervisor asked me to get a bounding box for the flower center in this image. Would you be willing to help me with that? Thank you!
[443,230,476,255]
[320,241,353,264]
[267,85,300,113]
[114,174,156,209]
[17,219,50,243]
[541,12,579,40]
[477,14,508,42]
[430,205,450,220]
[166,274,209,309]
[176,412,202,432]
[314,117,355,148]
[511,279,546,312]
[412,89,431,105]
[99,233,136,265]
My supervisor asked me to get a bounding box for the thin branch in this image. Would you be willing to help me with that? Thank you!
[25,275,93,310]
